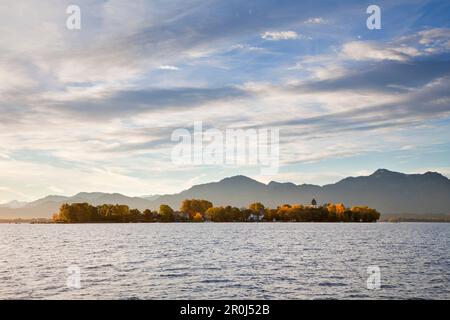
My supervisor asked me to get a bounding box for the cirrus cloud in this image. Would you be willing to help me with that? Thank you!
[261,31,300,41]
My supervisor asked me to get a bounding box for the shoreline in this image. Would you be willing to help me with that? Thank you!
[2,220,450,224]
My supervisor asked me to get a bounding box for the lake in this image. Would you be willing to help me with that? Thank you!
[0,223,449,299]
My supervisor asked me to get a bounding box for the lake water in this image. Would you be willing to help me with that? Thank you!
[0,223,449,299]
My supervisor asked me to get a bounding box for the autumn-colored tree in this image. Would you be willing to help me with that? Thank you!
[226,206,242,221]
[159,204,175,222]
[290,205,305,221]
[53,200,380,224]
[276,205,291,221]
[56,203,98,223]
[351,206,380,222]
[327,204,338,222]
[249,202,265,220]
[58,203,73,222]
[205,207,220,221]
[249,202,265,212]
[181,199,213,219]
[52,213,60,222]
[264,208,278,221]
[335,203,347,221]
[193,212,203,222]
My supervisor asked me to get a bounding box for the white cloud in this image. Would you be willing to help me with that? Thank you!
[341,41,414,61]
[304,17,327,25]
[417,28,450,45]
[158,65,180,71]
[261,31,300,41]
[340,30,450,62]
[230,44,264,52]
[396,28,450,55]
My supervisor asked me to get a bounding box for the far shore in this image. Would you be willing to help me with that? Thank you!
[2,217,450,224]
[2,202,449,224]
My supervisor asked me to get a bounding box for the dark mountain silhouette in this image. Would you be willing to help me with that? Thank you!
[318,169,450,214]
[149,169,450,214]
[1,169,449,219]
[153,175,268,210]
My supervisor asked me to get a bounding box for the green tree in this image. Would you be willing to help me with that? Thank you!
[143,209,157,222]
[129,209,142,222]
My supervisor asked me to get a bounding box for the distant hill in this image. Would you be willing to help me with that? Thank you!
[1,169,449,218]
[0,192,154,219]
[141,195,161,201]
[0,200,27,209]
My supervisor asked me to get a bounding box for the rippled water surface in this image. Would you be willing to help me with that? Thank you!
[0,223,449,299]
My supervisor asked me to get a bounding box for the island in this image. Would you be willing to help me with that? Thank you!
[51,199,380,223]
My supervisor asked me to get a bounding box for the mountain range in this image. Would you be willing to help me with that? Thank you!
[1,169,449,219]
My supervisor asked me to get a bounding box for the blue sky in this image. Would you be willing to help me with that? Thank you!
[0,0,450,202]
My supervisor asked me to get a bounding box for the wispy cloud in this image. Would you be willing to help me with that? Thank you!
[261,31,300,41]
[158,65,180,71]
[304,17,327,25]
[341,41,416,61]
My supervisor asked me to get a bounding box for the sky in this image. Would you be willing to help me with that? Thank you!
[0,0,450,202]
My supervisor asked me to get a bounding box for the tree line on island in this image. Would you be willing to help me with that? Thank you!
[52,199,380,223]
